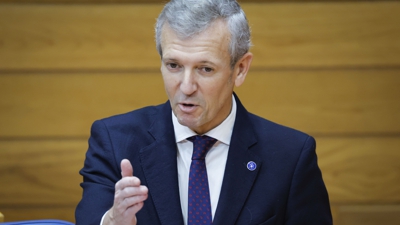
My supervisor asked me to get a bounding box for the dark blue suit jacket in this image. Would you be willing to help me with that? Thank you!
[75,95,332,225]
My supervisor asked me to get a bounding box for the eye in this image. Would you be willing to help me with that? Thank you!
[167,63,179,69]
[165,62,183,72]
[200,67,214,73]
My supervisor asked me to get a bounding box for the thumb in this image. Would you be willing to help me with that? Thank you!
[121,159,133,177]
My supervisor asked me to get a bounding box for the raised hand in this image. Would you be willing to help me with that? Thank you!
[103,159,148,225]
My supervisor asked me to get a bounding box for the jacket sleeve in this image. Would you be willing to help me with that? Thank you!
[284,136,333,225]
[75,120,120,225]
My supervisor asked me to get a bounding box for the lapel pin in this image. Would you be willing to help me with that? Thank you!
[247,161,257,171]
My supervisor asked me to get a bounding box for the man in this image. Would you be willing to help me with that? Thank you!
[75,0,332,224]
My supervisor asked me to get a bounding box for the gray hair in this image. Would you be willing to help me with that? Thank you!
[155,0,251,68]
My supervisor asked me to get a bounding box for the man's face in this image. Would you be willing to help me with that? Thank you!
[160,20,249,134]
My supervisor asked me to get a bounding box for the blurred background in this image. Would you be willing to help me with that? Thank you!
[0,0,399,224]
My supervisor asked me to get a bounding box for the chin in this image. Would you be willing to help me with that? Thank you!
[177,117,200,129]
[177,118,194,127]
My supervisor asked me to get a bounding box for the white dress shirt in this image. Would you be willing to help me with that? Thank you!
[100,96,236,225]
[174,96,236,224]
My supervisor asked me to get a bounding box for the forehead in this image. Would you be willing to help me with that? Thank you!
[160,20,231,63]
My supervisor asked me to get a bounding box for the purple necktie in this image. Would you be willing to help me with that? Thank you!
[187,135,217,225]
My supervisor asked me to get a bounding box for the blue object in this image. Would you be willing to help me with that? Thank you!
[0,220,74,225]
[247,161,257,171]
[187,135,217,225]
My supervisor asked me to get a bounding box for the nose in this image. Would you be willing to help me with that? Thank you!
[180,69,197,95]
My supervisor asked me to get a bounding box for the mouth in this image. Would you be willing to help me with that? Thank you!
[178,102,198,113]
[182,103,195,107]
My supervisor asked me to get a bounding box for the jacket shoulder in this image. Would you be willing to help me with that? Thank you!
[99,104,164,127]
[249,113,310,138]
[247,112,314,153]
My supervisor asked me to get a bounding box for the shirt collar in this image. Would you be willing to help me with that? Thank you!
[172,95,237,145]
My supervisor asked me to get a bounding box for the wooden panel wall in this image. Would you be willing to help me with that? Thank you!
[0,1,399,224]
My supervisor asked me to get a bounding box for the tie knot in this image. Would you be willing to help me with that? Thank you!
[187,135,217,160]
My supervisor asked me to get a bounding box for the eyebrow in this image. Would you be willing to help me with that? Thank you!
[162,58,218,67]
[199,61,217,66]
[162,57,178,62]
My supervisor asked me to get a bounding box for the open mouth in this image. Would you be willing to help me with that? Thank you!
[182,103,195,107]
[179,103,197,113]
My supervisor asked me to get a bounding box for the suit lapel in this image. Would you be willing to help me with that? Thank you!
[213,95,262,225]
[138,96,261,225]
[139,102,184,225]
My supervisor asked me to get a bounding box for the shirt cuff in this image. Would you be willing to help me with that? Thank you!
[100,210,108,225]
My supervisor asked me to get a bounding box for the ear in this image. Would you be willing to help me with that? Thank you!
[233,52,253,87]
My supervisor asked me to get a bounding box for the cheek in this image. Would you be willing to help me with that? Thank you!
[202,82,225,106]
[162,74,179,97]
[163,80,174,95]
[203,76,232,97]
